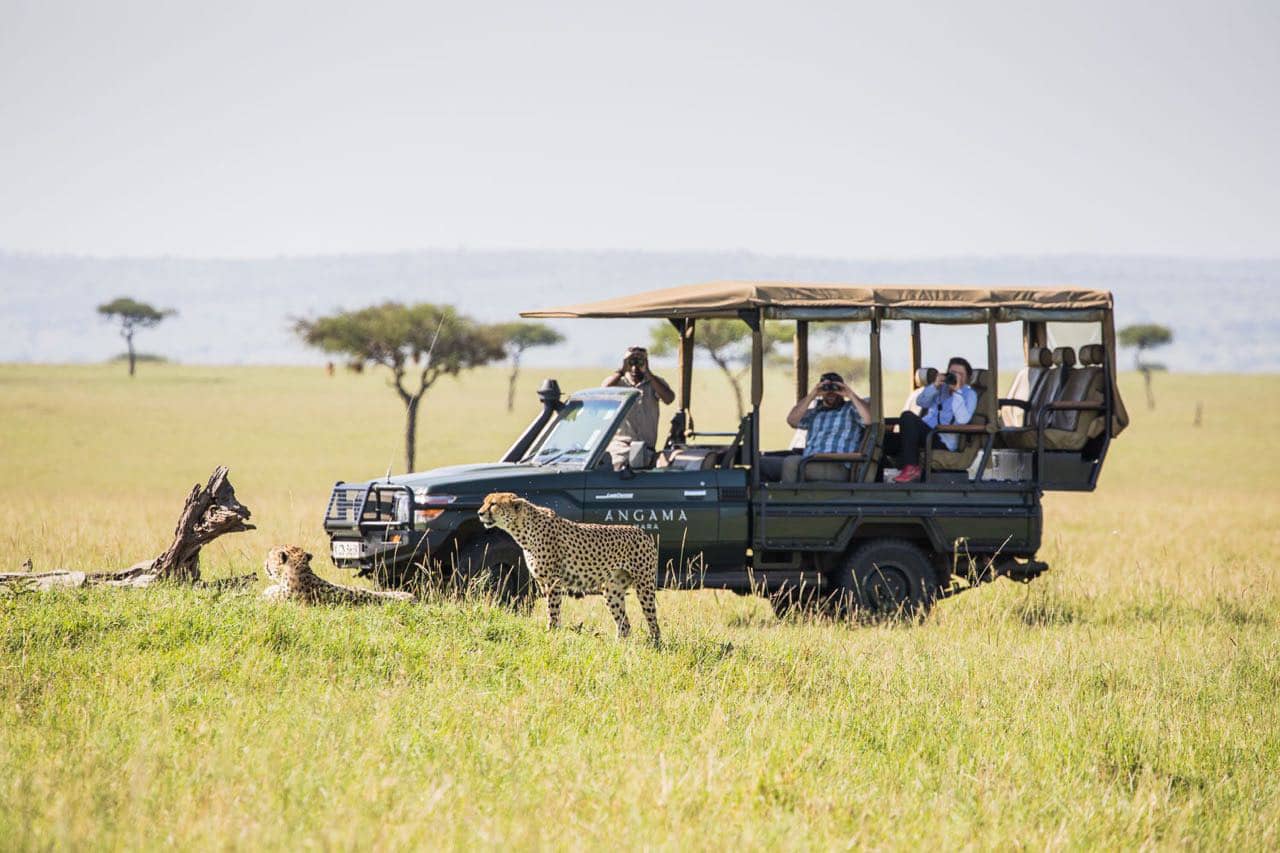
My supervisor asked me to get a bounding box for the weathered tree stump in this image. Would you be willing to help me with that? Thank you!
[1,466,256,591]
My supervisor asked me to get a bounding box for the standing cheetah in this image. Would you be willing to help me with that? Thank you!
[476,492,660,643]
[263,545,415,605]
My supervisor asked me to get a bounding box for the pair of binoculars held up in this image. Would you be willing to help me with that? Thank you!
[914,367,958,387]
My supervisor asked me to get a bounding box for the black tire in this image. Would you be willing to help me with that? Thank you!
[454,532,535,607]
[835,539,940,619]
[370,539,437,594]
[769,583,819,619]
[769,579,844,620]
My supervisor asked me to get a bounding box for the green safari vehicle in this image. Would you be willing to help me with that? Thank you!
[323,282,1129,615]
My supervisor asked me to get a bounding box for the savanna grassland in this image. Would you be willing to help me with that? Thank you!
[2,363,1279,850]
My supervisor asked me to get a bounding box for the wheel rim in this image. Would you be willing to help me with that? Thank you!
[860,562,913,613]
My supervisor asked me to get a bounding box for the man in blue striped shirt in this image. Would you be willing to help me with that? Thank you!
[760,371,872,482]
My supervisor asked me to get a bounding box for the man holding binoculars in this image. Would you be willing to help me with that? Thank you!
[759,370,872,482]
[891,356,976,483]
[602,346,675,469]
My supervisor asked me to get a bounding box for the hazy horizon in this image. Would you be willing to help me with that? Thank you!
[3,249,1275,373]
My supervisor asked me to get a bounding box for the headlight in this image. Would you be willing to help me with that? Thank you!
[393,492,411,524]
[413,492,456,524]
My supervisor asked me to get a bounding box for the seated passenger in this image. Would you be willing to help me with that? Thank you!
[890,357,976,483]
[760,371,871,482]
[602,345,675,469]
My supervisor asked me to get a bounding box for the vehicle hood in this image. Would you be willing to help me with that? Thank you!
[355,462,575,499]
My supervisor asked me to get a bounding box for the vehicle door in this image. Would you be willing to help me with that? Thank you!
[580,466,727,587]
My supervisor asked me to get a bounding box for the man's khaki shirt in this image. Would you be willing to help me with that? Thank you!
[612,372,661,447]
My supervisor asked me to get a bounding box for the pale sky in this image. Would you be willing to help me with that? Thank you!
[2,0,1276,259]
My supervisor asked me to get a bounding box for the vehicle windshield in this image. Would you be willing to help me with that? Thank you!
[524,396,626,467]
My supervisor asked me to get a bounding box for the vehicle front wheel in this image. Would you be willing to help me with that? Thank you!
[834,539,941,619]
[454,532,535,608]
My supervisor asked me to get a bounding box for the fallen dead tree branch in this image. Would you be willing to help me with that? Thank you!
[1,466,256,591]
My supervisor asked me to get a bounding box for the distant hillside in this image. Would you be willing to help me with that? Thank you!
[1,251,1275,372]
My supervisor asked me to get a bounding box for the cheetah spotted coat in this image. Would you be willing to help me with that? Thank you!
[263,545,414,605]
[477,492,660,642]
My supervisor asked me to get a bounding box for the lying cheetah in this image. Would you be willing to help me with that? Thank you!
[262,545,414,605]
[477,492,660,643]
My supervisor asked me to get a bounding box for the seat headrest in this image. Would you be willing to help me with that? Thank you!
[1027,346,1053,368]
[1078,344,1105,366]
[969,368,986,389]
[1052,346,1076,368]
[914,367,937,388]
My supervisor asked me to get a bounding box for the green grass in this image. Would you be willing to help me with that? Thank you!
[2,363,1279,849]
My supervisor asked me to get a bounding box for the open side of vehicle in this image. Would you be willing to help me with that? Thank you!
[323,282,1129,617]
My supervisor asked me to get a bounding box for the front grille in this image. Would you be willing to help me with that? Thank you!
[325,484,369,525]
[324,483,408,528]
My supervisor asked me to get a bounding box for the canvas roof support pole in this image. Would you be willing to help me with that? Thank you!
[745,309,764,410]
[1027,321,1046,351]
[794,320,809,402]
[676,317,695,412]
[667,317,695,444]
[909,320,922,379]
[986,310,999,423]
[740,308,764,495]
[869,309,883,424]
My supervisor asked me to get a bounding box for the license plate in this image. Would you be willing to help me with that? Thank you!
[331,540,364,559]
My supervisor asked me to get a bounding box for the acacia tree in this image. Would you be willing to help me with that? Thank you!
[649,319,790,419]
[493,322,565,411]
[813,324,869,385]
[97,297,175,377]
[1118,323,1173,410]
[295,303,505,472]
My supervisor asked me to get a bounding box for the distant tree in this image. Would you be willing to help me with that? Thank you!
[97,297,175,377]
[493,322,565,412]
[814,354,869,385]
[1118,323,1173,410]
[649,319,791,420]
[766,327,869,386]
[813,323,869,386]
[295,303,505,472]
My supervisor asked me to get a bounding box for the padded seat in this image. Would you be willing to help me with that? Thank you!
[657,446,722,470]
[1003,345,1106,452]
[999,347,1056,428]
[901,367,936,417]
[1002,347,1072,450]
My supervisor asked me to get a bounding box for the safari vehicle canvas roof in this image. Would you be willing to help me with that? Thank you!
[520,281,1115,321]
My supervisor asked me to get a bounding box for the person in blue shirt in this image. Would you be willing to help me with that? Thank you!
[892,357,977,483]
[760,371,872,482]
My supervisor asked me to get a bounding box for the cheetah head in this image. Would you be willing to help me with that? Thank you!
[477,492,529,530]
[265,545,314,582]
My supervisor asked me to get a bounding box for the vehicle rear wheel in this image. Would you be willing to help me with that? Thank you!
[454,532,535,608]
[835,539,940,619]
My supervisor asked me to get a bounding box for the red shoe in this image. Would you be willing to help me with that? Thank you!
[893,464,922,483]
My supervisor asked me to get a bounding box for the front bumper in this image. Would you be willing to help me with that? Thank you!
[324,481,463,576]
